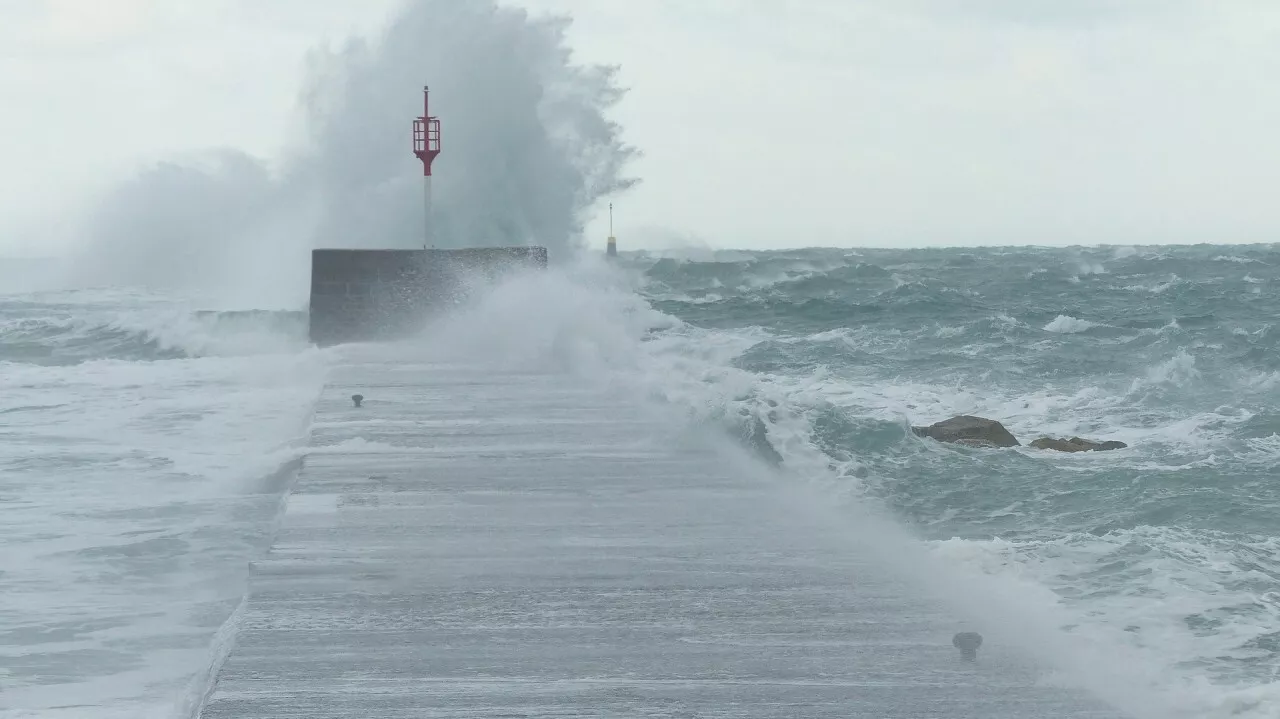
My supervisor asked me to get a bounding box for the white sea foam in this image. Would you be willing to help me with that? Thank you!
[1214,255,1264,264]
[1043,314,1097,333]
[1129,348,1202,394]
[644,292,725,304]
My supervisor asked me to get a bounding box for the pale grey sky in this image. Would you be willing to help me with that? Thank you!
[3,0,1280,254]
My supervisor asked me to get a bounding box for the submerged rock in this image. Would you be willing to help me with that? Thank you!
[1030,436,1127,452]
[911,416,1020,448]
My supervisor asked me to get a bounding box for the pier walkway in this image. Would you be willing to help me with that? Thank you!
[198,351,1124,718]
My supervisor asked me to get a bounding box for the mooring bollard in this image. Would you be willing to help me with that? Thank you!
[953,631,983,660]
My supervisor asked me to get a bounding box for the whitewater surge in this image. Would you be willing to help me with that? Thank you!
[0,293,325,718]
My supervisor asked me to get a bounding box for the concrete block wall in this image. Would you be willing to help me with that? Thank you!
[308,247,547,346]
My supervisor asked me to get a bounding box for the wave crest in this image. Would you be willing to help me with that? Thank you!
[1043,314,1097,333]
[0,308,307,365]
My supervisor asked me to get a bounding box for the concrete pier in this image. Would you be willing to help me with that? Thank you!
[198,351,1125,718]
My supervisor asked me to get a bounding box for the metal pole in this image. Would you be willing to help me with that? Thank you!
[423,175,433,249]
[606,203,617,258]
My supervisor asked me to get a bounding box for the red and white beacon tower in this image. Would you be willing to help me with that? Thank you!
[412,85,442,249]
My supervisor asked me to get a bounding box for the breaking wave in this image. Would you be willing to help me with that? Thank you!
[0,302,308,365]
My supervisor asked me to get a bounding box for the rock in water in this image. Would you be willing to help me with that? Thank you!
[1030,436,1127,452]
[911,416,1020,448]
[952,438,1002,449]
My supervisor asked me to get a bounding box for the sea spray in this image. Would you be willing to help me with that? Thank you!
[65,0,637,307]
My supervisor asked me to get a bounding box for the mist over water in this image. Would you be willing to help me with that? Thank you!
[66,0,636,308]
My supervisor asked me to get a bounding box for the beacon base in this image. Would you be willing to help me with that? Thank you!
[308,247,547,346]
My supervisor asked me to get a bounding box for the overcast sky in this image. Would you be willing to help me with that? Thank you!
[4,0,1280,254]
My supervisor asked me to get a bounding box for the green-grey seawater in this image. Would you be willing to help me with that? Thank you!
[2,244,1277,716]
[631,243,1280,713]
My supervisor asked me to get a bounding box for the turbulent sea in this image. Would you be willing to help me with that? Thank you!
[2,243,1279,717]
[632,243,1280,717]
